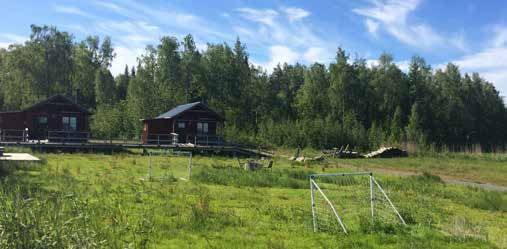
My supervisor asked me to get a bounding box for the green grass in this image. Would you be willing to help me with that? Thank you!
[333,156,507,186]
[0,152,505,248]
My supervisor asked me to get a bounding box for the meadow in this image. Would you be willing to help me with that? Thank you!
[0,149,505,248]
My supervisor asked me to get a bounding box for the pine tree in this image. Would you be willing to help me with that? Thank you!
[94,68,115,106]
[405,103,425,144]
[389,106,403,143]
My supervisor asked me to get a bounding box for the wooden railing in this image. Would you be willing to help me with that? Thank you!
[0,129,228,147]
[47,131,89,142]
[48,131,144,144]
[146,133,176,145]
[0,129,28,142]
[194,135,223,146]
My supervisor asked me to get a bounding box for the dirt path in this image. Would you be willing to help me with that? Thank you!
[333,162,507,192]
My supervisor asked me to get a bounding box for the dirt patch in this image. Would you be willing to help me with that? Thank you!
[331,162,507,192]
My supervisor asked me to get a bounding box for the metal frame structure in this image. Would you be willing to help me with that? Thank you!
[310,172,406,233]
[147,150,193,181]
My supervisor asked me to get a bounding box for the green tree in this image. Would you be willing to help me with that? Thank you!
[115,65,130,101]
[389,106,403,143]
[94,68,116,106]
[296,63,329,119]
[405,103,425,143]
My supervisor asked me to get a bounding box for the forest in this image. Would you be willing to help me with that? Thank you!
[0,25,506,151]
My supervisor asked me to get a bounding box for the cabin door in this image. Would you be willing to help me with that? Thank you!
[32,116,48,140]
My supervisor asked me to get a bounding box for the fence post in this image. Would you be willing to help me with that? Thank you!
[148,152,152,181]
[188,152,193,180]
[310,176,317,232]
[370,174,375,223]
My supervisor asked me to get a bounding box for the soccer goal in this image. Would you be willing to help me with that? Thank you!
[146,150,193,181]
[310,172,406,234]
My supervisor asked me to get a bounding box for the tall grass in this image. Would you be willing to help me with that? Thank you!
[0,177,156,248]
[193,166,315,189]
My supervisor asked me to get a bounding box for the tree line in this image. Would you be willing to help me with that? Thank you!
[0,25,506,151]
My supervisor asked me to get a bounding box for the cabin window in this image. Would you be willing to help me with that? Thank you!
[62,116,77,131]
[38,116,47,124]
[178,122,186,129]
[197,122,208,134]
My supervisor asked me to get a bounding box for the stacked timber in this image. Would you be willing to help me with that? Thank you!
[364,147,408,158]
[323,145,363,158]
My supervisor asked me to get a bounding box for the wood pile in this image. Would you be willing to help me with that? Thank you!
[364,147,408,158]
[323,145,362,158]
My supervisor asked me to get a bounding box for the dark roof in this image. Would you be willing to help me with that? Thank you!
[0,95,91,115]
[155,102,201,119]
[145,102,224,121]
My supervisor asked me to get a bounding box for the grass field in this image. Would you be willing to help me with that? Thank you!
[0,150,506,248]
[331,154,507,187]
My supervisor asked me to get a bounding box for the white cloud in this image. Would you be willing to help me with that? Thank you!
[258,45,299,72]
[304,47,328,63]
[444,27,507,97]
[92,1,127,16]
[365,19,379,37]
[91,0,230,41]
[395,60,410,72]
[490,26,507,47]
[2,34,27,43]
[53,4,92,18]
[110,46,144,76]
[236,8,279,26]
[450,32,468,51]
[0,42,11,49]
[353,0,465,51]
[121,35,155,43]
[366,58,410,71]
[282,7,310,22]
[233,6,335,71]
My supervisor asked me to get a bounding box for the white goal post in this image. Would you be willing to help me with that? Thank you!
[310,172,406,234]
[146,150,193,181]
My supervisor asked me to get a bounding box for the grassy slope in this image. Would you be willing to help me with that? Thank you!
[332,155,507,186]
[0,152,505,248]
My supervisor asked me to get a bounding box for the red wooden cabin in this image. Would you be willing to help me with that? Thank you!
[0,95,91,141]
[142,102,224,145]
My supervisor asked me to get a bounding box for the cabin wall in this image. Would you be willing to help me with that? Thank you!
[0,99,90,140]
[0,112,26,130]
[143,106,223,144]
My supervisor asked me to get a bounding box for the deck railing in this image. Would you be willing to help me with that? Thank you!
[48,131,144,144]
[194,135,223,146]
[0,129,227,147]
[47,131,89,143]
[146,133,176,145]
[0,129,28,142]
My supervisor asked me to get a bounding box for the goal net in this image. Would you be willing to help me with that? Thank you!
[145,150,193,181]
[310,172,406,234]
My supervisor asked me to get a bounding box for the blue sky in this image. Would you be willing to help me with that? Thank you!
[1,0,507,97]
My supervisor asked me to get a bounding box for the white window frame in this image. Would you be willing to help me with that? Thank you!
[197,122,209,134]
[62,116,77,131]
